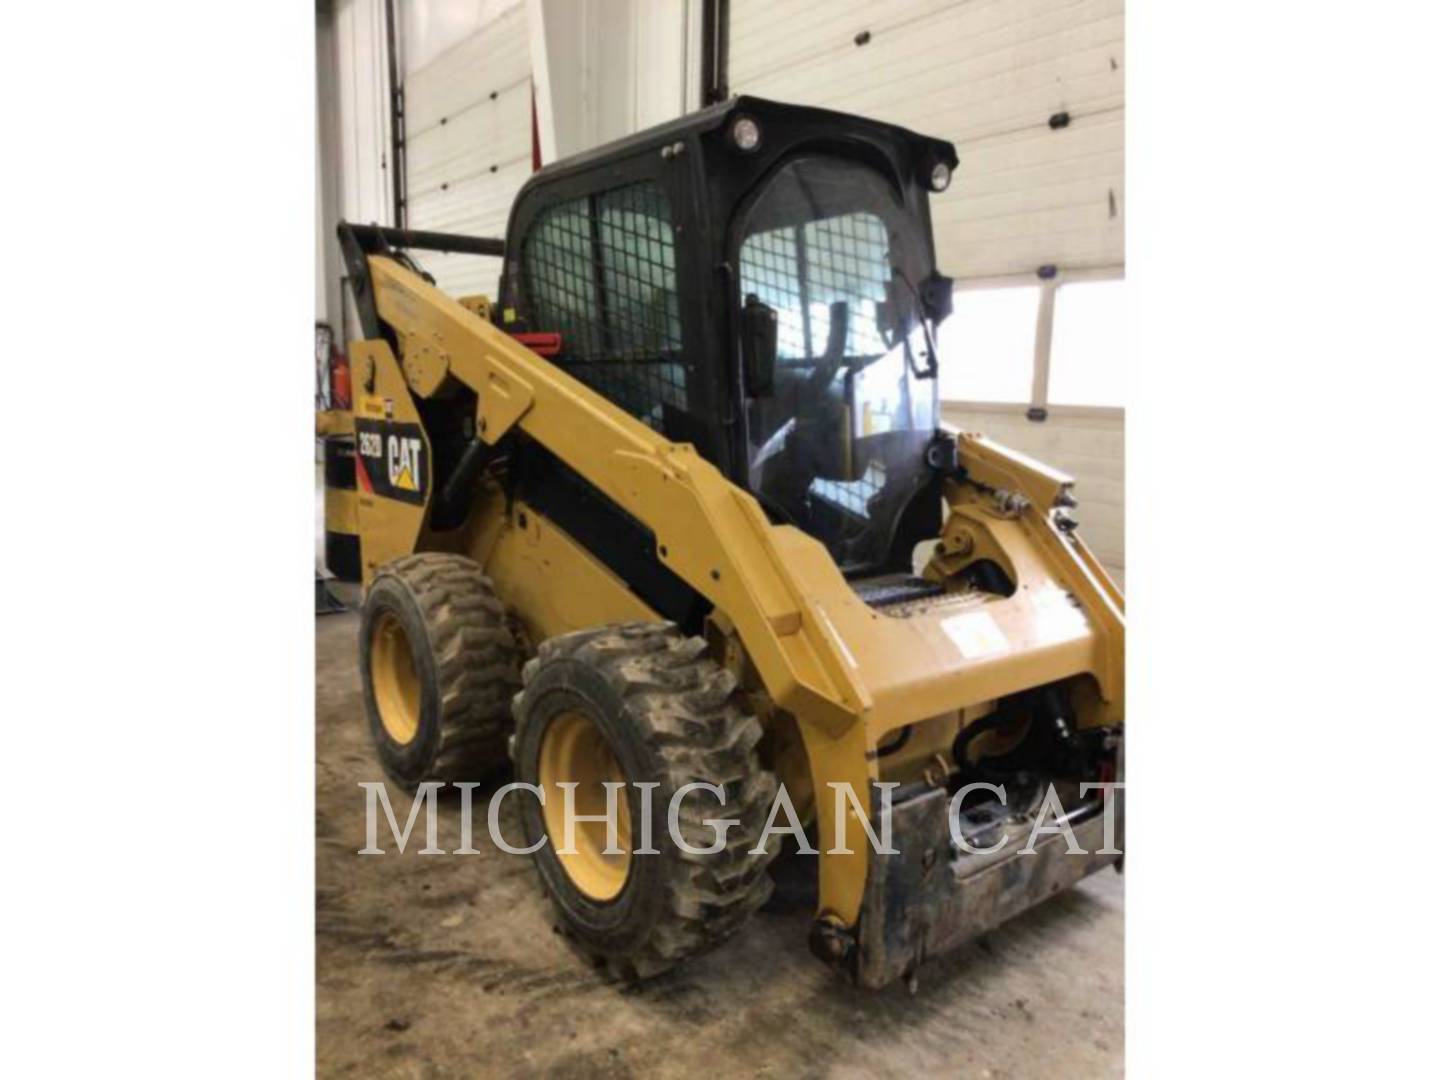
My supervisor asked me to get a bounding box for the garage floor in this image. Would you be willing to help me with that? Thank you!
[315,605,1124,1078]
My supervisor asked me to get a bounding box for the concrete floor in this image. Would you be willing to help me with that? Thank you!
[315,608,1125,1078]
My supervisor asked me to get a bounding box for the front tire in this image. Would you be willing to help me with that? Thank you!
[359,553,521,789]
[512,622,778,980]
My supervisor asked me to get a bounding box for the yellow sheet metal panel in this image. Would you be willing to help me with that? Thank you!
[323,487,358,534]
[315,409,354,437]
[351,340,431,584]
[481,502,659,644]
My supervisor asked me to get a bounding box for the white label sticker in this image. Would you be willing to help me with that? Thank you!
[1031,585,1089,644]
[941,610,1009,660]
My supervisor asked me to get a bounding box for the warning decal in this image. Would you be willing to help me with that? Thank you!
[354,418,428,506]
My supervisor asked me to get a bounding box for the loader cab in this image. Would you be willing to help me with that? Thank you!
[499,96,958,577]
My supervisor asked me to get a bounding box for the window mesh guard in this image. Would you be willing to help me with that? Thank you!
[739,212,891,363]
[739,212,895,519]
[518,182,685,431]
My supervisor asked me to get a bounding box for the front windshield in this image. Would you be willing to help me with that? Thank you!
[737,155,939,574]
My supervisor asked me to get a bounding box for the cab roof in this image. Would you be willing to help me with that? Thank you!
[523,95,958,194]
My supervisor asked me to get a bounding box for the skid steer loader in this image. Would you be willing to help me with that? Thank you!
[338,97,1124,989]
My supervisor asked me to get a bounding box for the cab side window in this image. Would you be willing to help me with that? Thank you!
[519,181,685,431]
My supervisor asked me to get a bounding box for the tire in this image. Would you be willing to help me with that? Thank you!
[511,621,779,980]
[359,553,521,789]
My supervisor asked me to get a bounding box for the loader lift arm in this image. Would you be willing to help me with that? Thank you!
[337,223,506,341]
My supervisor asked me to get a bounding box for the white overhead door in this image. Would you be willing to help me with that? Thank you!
[728,0,1124,281]
[403,0,531,301]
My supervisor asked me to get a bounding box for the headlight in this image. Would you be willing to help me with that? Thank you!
[731,116,762,152]
[929,161,952,192]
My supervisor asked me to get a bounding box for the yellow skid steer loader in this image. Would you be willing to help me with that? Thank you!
[339,96,1124,988]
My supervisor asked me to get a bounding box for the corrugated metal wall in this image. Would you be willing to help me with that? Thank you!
[728,0,1124,281]
[402,1,531,301]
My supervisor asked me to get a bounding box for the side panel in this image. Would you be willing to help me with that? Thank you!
[351,340,432,582]
[479,499,660,644]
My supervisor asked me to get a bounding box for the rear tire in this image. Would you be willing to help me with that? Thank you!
[360,553,521,789]
[511,621,778,980]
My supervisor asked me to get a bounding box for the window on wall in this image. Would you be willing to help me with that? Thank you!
[1048,279,1127,408]
[937,286,1039,403]
[519,181,685,430]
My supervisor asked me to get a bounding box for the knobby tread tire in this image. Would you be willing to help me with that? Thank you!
[362,553,521,788]
[512,621,779,981]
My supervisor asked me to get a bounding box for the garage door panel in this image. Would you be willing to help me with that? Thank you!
[830,50,1121,146]
[947,113,1122,195]
[407,160,528,234]
[406,85,530,198]
[941,176,1118,239]
[739,13,1121,146]
[733,0,1120,97]
[729,0,1124,281]
[403,4,532,302]
[404,3,528,136]
[928,123,1122,274]
[948,211,1120,277]
[730,0,957,81]
[933,118,1123,275]
[410,248,505,304]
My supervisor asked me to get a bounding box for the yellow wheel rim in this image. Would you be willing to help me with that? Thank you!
[538,709,633,901]
[371,610,421,744]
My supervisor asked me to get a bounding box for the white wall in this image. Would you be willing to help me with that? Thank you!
[316,0,396,342]
[315,90,331,327]
[330,0,395,229]
[316,5,345,334]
